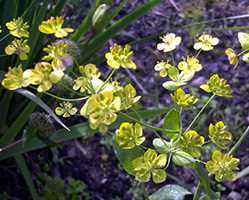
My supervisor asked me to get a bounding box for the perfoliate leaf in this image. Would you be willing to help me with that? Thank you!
[149,184,191,200]
[163,108,181,140]
[238,32,249,50]
[114,143,144,175]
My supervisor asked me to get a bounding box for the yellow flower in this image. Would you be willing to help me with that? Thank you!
[154,61,173,77]
[5,39,30,60]
[178,56,202,75]
[42,42,69,70]
[157,33,182,52]
[6,17,29,38]
[55,102,78,118]
[206,150,239,182]
[132,149,167,183]
[115,84,141,110]
[39,16,74,38]
[171,88,198,106]
[225,48,238,65]
[178,130,205,158]
[0,26,2,33]
[105,44,136,69]
[80,91,121,133]
[194,33,219,51]
[1,65,29,90]
[23,62,64,92]
[208,121,232,149]
[79,64,101,78]
[115,122,145,149]
[200,74,232,97]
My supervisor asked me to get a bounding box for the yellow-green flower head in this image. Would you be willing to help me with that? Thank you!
[73,76,92,94]
[1,65,29,90]
[225,48,238,65]
[39,16,74,38]
[209,121,232,149]
[55,101,78,118]
[115,122,145,149]
[157,33,182,52]
[194,33,219,51]
[5,39,30,60]
[178,130,205,158]
[200,74,232,97]
[178,56,202,75]
[105,44,136,69]
[79,64,101,78]
[42,42,69,70]
[6,17,29,38]
[115,83,141,110]
[154,61,173,77]
[206,150,239,182]
[23,62,64,92]
[132,149,167,183]
[172,88,198,106]
[0,26,2,33]
[80,91,121,133]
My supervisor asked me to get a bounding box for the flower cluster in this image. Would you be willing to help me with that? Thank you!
[132,149,167,183]
[1,16,75,92]
[206,150,239,182]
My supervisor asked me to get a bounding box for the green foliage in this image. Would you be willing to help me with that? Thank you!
[0,1,249,200]
[149,184,191,200]
[163,108,181,140]
[42,176,90,200]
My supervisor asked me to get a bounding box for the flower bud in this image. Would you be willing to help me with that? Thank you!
[92,4,109,27]
[172,150,196,166]
[153,138,172,153]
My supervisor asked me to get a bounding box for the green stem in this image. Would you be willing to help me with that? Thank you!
[119,112,176,133]
[0,33,10,42]
[29,86,88,102]
[228,125,249,155]
[97,69,116,93]
[194,163,219,200]
[195,49,202,58]
[184,94,215,133]
[193,182,202,200]
[15,155,40,200]
[236,164,249,180]
[43,91,89,102]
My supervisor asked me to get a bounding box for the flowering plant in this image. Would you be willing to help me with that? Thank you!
[1,1,249,199]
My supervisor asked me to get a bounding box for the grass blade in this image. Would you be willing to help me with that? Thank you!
[15,154,40,200]
[0,107,168,160]
[79,0,161,63]
[0,101,36,147]
[16,89,70,131]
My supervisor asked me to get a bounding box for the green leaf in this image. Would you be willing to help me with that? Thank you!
[79,0,161,63]
[163,108,181,140]
[15,154,40,200]
[238,32,249,50]
[193,163,220,200]
[0,108,167,160]
[149,184,191,200]
[16,89,70,131]
[114,144,144,175]
[0,123,95,161]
